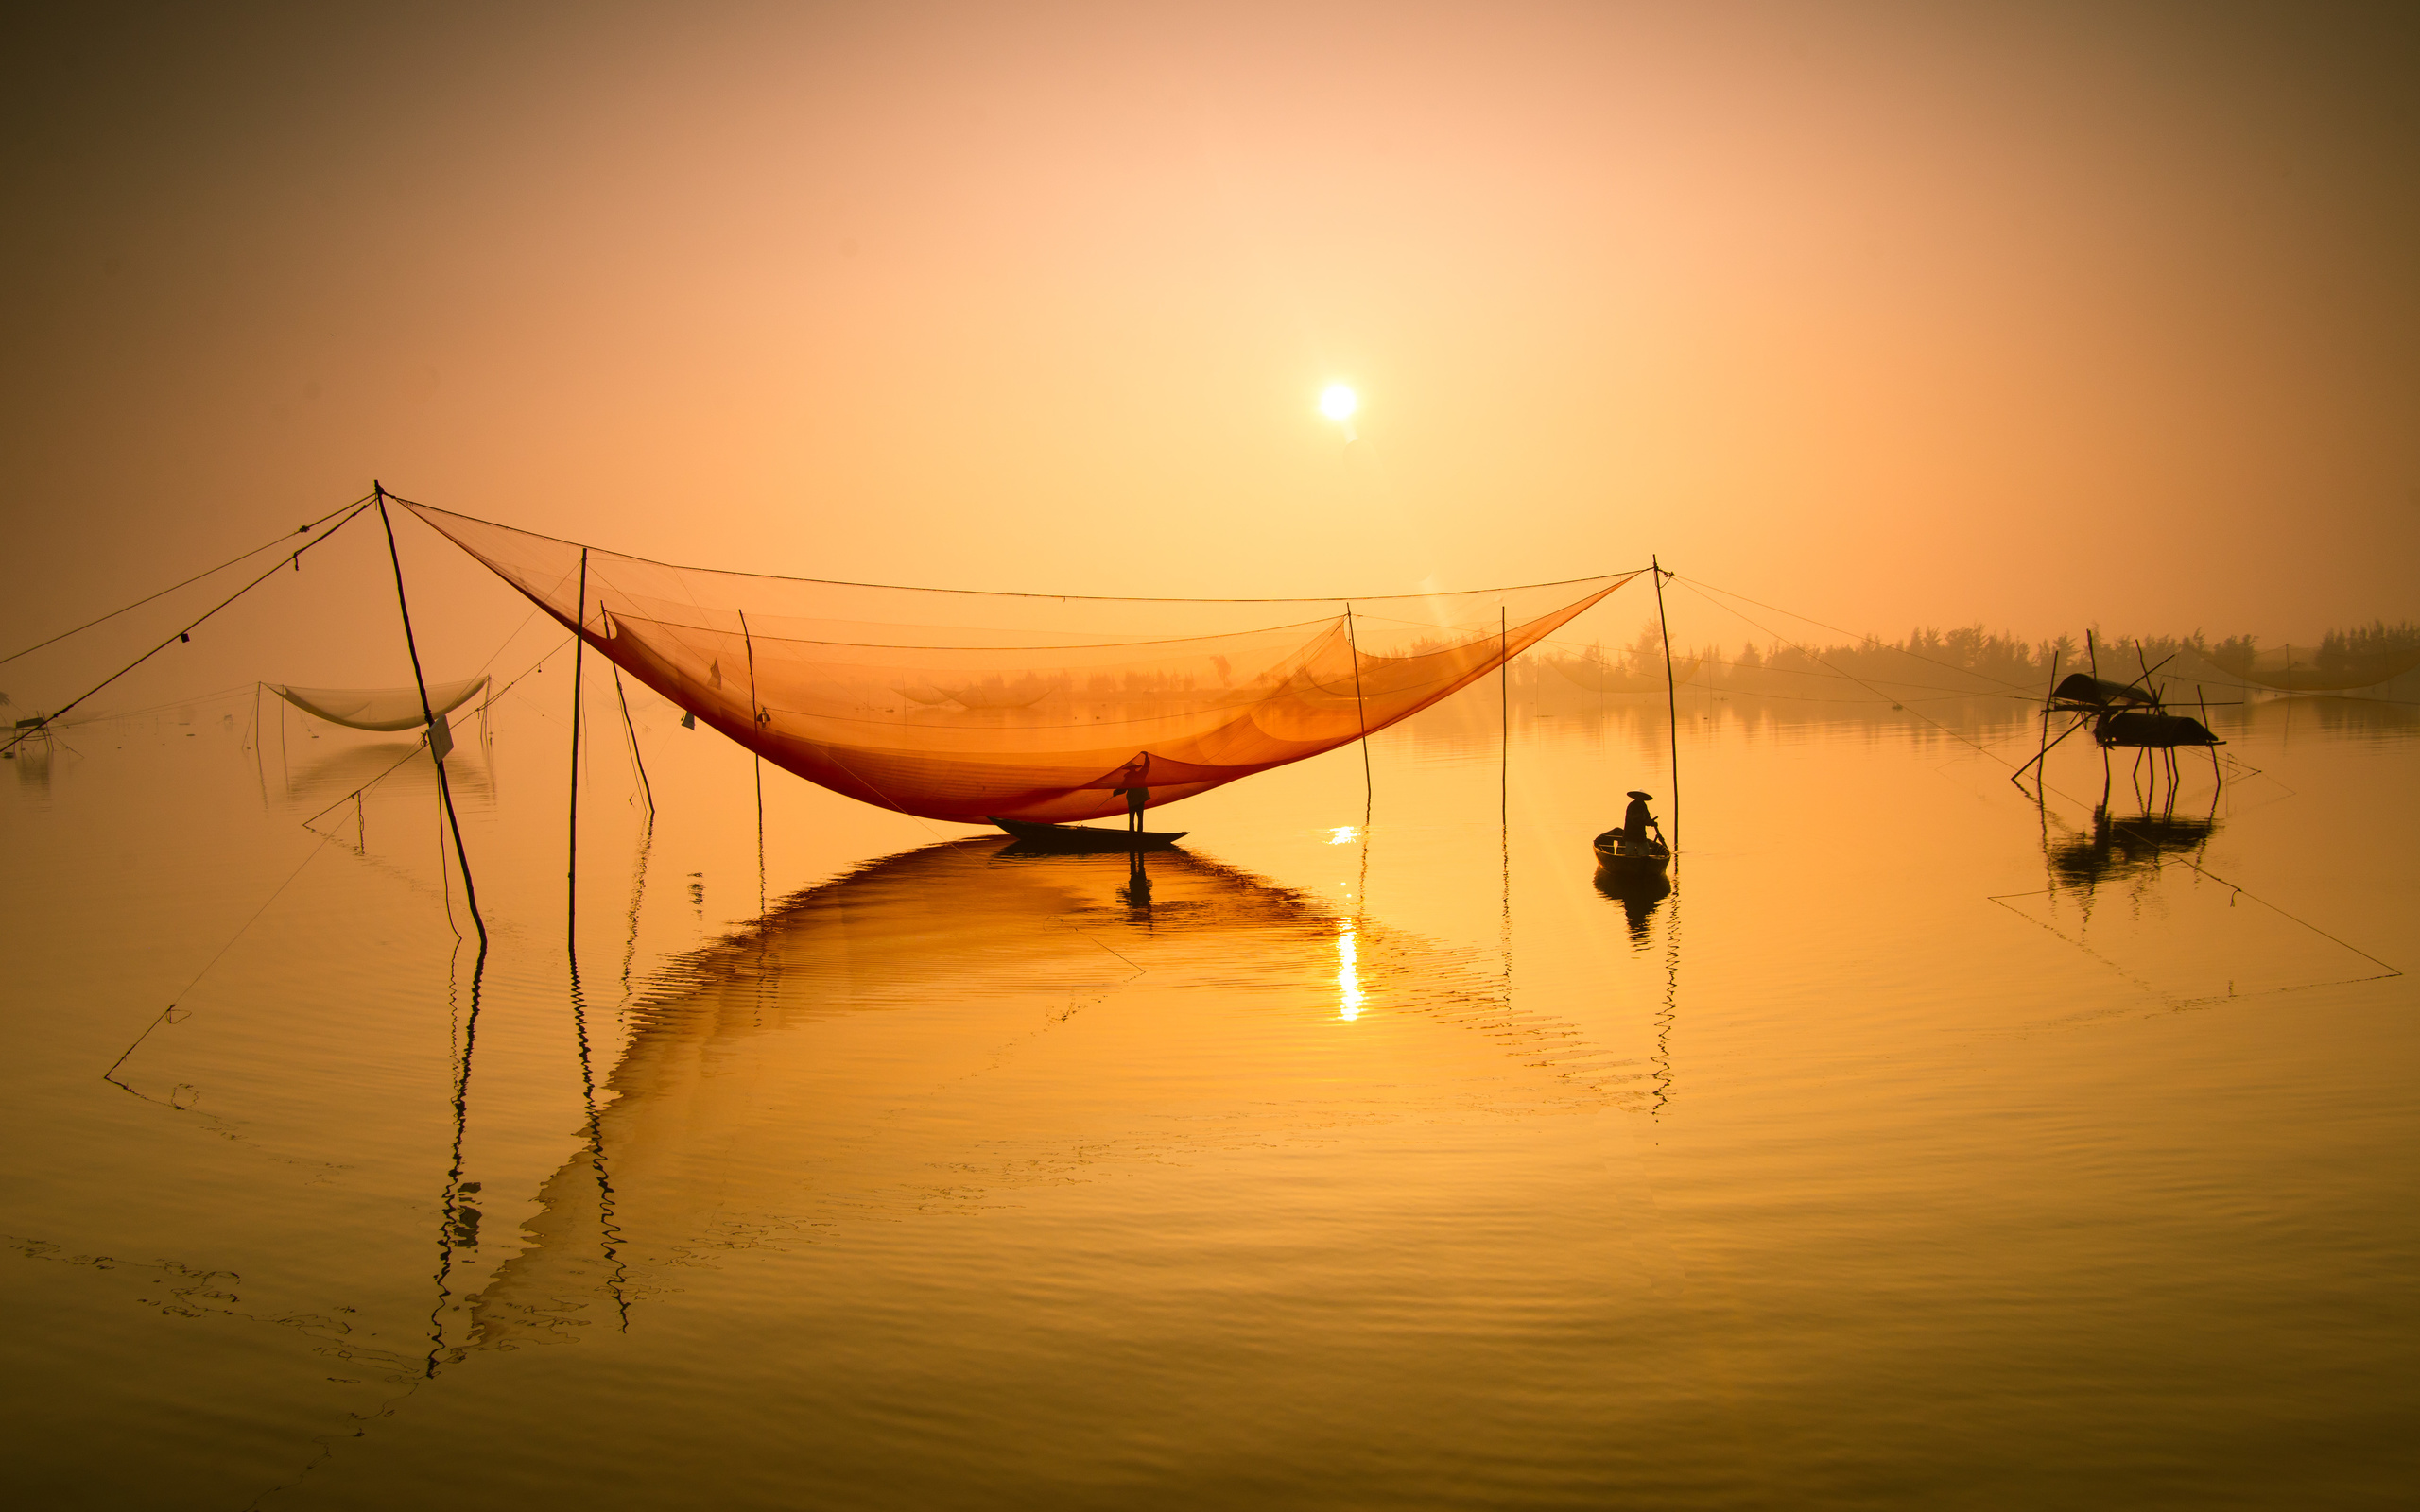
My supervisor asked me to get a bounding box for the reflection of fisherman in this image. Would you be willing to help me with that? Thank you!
[1114,754,1151,833]
[1620,789,1658,844]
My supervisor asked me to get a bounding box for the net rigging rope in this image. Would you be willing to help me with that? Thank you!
[3,494,373,669]
[391,496,1644,825]
[1676,573,2044,694]
[1672,577,2400,981]
[4,500,377,755]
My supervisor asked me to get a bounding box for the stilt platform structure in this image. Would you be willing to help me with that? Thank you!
[2014,630,2222,798]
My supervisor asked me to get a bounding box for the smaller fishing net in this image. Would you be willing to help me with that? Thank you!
[274,676,488,732]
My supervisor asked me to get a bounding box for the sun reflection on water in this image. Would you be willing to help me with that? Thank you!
[1336,919,1364,1022]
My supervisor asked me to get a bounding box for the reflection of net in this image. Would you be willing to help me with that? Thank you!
[462,840,1629,1353]
[406,503,1637,822]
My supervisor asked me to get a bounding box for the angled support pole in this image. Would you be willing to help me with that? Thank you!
[376,483,486,947]
[1651,557,1681,857]
[2012,712,2095,789]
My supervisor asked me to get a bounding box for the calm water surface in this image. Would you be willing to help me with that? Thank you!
[4,686,2414,1508]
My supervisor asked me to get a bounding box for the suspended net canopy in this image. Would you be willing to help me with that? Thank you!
[404,503,1641,823]
[273,675,488,731]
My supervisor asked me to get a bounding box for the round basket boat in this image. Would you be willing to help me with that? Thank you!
[1591,829,1671,876]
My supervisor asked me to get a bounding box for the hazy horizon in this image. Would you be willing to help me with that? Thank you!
[6,1,2416,708]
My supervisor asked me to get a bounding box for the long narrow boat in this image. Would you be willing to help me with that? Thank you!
[988,816,1189,852]
[1591,829,1671,876]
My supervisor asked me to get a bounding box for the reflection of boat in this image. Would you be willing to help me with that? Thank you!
[1592,868,1671,944]
[989,816,1187,851]
[1590,831,1670,876]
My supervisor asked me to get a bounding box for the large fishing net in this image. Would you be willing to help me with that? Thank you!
[405,503,1640,823]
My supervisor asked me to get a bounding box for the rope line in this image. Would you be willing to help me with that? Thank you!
[102,826,350,1091]
[389,491,1647,606]
[1676,574,2044,694]
[1675,579,2400,980]
[2,493,373,668]
[298,740,440,832]
[1672,580,2019,767]
[4,501,375,755]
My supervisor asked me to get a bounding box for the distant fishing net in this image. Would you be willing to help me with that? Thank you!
[404,502,1639,823]
[273,675,487,732]
[2201,639,2420,692]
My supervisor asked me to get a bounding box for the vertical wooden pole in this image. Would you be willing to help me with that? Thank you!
[568,547,588,945]
[739,608,765,913]
[1345,606,1371,815]
[1651,558,1681,856]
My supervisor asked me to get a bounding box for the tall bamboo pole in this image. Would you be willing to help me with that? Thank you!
[1345,605,1371,812]
[568,547,588,945]
[1652,557,1681,856]
[375,483,484,945]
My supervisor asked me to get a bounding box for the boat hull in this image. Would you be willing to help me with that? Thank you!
[1591,830,1671,875]
[988,816,1189,852]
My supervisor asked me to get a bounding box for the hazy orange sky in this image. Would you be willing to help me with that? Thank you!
[5,1,2415,703]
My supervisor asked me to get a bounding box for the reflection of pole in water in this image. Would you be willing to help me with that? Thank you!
[1500,605,1512,1007]
[620,816,654,1011]
[1651,885,1681,1118]
[566,953,631,1331]
[425,937,488,1377]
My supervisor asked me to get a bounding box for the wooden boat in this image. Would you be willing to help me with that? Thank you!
[988,816,1188,852]
[1591,829,1671,876]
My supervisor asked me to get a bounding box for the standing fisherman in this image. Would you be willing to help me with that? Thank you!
[1115,754,1151,834]
[1620,789,1659,844]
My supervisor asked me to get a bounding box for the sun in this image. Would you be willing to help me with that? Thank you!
[1319,383,1357,421]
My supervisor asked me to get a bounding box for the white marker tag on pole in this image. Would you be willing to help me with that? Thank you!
[428,713,455,762]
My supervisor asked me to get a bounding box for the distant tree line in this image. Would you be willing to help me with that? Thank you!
[1526,619,2420,703]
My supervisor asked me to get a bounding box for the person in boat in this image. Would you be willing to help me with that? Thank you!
[1619,789,1658,846]
[1114,754,1151,833]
